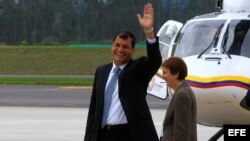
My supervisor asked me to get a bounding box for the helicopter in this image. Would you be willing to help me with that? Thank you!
[147,0,250,140]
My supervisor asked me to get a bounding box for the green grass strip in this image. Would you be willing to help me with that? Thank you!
[0,77,93,86]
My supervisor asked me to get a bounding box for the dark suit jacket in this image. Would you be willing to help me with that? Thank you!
[84,38,162,141]
[162,81,197,141]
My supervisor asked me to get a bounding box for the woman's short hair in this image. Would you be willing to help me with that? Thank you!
[162,57,188,80]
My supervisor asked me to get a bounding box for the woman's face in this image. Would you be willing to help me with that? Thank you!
[162,67,178,89]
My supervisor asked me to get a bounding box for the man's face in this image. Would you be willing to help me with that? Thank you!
[112,37,134,66]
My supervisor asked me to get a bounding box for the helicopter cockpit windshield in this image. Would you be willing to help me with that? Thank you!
[226,20,250,58]
[175,20,226,57]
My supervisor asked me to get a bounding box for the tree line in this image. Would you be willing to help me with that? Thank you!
[0,0,216,45]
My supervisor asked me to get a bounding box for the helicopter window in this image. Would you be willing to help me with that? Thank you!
[226,20,250,58]
[159,25,171,45]
[175,20,225,58]
[158,25,172,61]
[241,31,250,57]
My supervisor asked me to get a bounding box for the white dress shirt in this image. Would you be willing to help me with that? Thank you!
[106,63,127,125]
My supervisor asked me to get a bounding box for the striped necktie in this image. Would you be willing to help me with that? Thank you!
[101,67,121,128]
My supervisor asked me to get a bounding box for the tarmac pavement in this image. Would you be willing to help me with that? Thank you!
[0,106,223,141]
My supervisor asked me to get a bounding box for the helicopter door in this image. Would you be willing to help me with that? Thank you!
[157,20,183,61]
[147,20,183,100]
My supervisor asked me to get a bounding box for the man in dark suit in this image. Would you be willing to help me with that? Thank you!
[84,3,162,141]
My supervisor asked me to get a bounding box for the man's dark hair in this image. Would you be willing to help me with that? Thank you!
[113,30,136,48]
